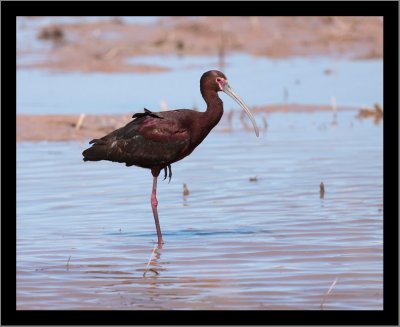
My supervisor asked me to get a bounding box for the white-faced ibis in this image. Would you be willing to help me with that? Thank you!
[82,70,259,245]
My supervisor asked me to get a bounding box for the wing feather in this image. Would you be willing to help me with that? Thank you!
[82,109,192,168]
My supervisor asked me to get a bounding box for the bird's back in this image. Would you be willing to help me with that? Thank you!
[82,109,196,169]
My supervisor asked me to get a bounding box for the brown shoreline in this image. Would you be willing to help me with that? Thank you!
[17,16,383,73]
[17,16,383,142]
[17,104,359,142]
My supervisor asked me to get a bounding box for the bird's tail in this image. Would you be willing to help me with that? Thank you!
[82,139,107,161]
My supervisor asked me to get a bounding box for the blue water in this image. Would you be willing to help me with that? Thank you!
[16,16,382,115]
[17,111,383,310]
[16,55,382,114]
[16,16,383,310]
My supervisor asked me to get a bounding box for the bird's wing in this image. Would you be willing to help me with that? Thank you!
[83,110,192,168]
[136,113,190,143]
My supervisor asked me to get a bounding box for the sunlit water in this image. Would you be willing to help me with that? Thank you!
[17,111,383,310]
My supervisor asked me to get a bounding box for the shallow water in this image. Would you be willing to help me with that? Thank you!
[17,111,383,310]
[16,54,383,115]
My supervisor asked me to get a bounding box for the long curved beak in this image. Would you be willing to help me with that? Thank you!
[222,83,259,137]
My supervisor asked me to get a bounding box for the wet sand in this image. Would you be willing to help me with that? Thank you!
[18,16,383,73]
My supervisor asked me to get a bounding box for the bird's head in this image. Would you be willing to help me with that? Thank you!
[200,70,228,92]
[201,70,259,137]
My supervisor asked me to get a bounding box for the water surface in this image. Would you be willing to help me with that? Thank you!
[17,55,383,115]
[17,111,383,310]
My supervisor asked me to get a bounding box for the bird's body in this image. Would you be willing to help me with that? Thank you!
[83,107,221,172]
[83,70,259,246]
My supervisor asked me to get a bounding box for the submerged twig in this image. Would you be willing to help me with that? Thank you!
[320,181,325,199]
[143,244,158,277]
[66,255,71,270]
[320,277,338,310]
[183,183,190,196]
[331,96,337,127]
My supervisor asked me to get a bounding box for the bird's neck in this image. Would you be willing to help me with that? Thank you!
[203,92,224,129]
[186,91,223,151]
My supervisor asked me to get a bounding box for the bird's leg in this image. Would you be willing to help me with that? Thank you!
[151,169,163,245]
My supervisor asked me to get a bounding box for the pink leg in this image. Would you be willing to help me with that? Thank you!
[151,171,163,245]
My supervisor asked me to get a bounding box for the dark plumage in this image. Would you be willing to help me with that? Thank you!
[82,70,259,245]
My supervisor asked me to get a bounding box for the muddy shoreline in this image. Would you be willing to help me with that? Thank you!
[18,16,383,73]
[17,16,383,142]
[17,104,361,142]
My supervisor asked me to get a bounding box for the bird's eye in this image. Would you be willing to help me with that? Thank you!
[216,78,222,82]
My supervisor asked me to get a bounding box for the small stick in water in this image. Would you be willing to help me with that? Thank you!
[66,255,71,270]
[183,183,190,196]
[320,182,325,199]
[320,277,338,310]
[143,244,158,277]
[331,96,337,127]
[75,113,86,130]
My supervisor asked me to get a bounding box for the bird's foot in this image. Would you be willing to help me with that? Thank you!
[163,165,172,183]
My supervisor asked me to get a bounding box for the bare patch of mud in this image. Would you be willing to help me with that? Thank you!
[17,16,383,73]
[17,104,360,142]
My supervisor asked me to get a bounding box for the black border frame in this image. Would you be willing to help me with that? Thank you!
[4,1,398,325]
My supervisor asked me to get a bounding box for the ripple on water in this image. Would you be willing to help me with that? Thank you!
[17,111,383,310]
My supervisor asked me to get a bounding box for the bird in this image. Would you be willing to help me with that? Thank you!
[82,70,259,246]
